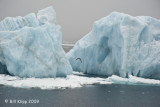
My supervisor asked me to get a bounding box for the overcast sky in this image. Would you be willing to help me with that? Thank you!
[0,0,160,42]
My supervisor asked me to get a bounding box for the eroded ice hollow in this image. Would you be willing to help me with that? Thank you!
[67,12,160,79]
[0,7,72,78]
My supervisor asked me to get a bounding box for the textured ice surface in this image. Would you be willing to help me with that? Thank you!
[0,73,160,90]
[37,6,56,25]
[67,12,160,79]
[0,7,72,77]
[107,75,160,85]
[0,72,111,89]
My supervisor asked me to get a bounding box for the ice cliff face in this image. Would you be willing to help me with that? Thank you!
[67,12,160,79]
[0,7,72,78]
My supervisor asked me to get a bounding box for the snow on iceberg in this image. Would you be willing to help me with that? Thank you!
[0,7,72,78]
[67,12,160,79]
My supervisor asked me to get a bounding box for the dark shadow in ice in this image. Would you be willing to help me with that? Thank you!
[72,71,108,78]
[0,62,10,75]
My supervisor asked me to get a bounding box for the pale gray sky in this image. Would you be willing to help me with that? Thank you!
[0,0,160,42]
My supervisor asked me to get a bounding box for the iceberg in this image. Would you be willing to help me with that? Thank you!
[0,7,72,78]
[67,12,160,79]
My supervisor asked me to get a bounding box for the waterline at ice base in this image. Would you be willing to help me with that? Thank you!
[67,12,160,80]
[0,7,72,78]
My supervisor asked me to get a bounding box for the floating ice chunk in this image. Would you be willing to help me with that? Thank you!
[67,12,160,79]
[1,73,160,90]
[107,75,160,85]
[0,72,111,90]
[0,7,72,78]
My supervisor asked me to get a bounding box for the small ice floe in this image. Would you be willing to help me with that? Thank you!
[107,75,160,85]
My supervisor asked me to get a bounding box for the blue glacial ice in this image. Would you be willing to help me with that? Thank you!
[67,12,160,79]
[0,7,72,78]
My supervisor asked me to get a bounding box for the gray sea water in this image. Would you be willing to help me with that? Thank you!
[0,84,160,107]
[0,44,160,107]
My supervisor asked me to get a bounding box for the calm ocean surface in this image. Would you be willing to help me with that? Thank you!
[0,84,160,107]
